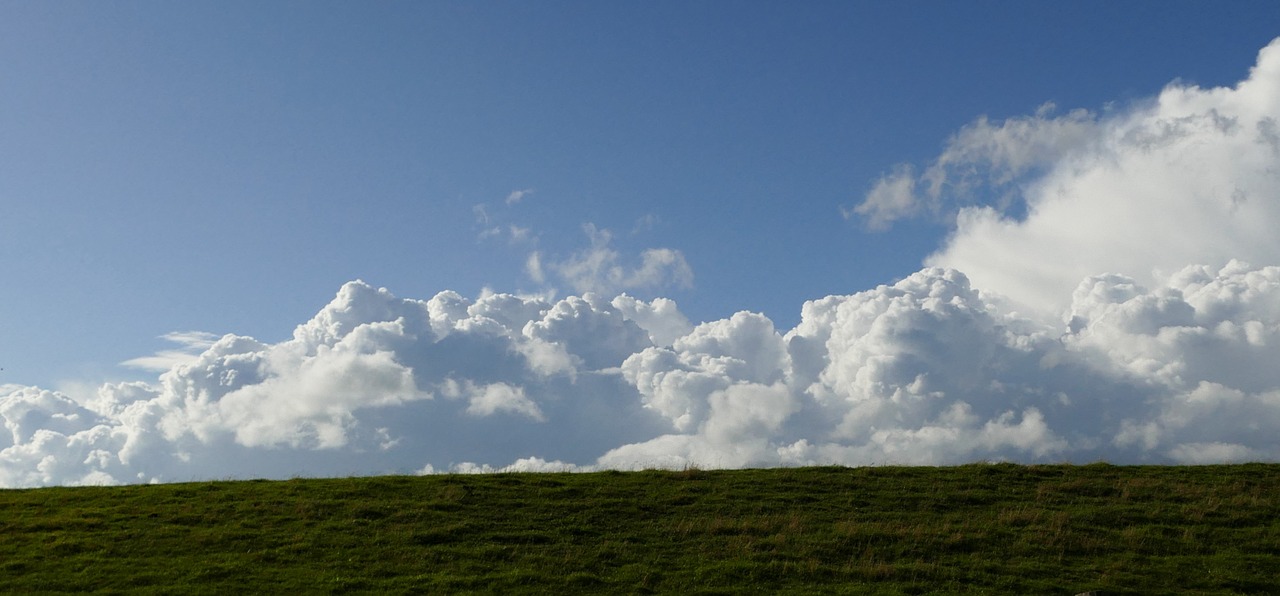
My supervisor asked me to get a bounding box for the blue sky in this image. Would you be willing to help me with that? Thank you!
[3,1,1273,388]
[5,3,1280,485]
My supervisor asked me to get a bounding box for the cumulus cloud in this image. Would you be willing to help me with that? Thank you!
[911,38,1280,317]
[4,39,1280,486]
[608,262,1280,469]
[610,269,1075,468]
[611,294,693,347]
[7,260,1280,486]
[1,282,678,486]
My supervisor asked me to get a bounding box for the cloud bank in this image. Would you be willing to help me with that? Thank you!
[4,38,1280,487]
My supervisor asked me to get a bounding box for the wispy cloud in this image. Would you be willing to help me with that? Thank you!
[472,203,491,225]
[506,188,534,205]
[540,223,694,296]
[848,103,1100,230]
[120,331,222,372]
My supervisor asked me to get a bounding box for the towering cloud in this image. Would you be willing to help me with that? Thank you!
[3,38,1280,487]
[921,37,1280,317]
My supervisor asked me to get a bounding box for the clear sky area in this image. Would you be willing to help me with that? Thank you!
[3,2,1280,485]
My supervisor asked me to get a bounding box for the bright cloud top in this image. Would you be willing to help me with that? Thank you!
[860,38,1280,319]
[4,39,1280,487]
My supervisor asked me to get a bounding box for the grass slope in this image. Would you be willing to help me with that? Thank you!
[2,464,1279,594]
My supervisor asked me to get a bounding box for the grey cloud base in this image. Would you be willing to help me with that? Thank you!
[6,262,1280,487]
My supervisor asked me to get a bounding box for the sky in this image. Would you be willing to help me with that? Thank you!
[3,2,1280,486]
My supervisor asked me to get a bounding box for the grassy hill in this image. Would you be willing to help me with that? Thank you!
[2,463,1278,594]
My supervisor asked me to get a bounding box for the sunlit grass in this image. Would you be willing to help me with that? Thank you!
[2,463,1278,593]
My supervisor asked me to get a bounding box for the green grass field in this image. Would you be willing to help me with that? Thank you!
[2,463,1278,594]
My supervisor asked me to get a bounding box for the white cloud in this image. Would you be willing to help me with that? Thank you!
[607,259,1280,468]
[610,269,1077,468]
[442,380,545,421]
[0,281,677,486]
[849,103,1100,230]
[846,164,920,230]
[474,196,691,296]
[524,294,652,370]
[922,38,1280,318]
[542,223,693,296]
[631,214,659,235]
[7,260,1280,486]
[525,251,545,284]
[508,225,532,243]
[506,188,534,205]
[0,387,103,447]
[472,203,490,225]
[475,191,537,243]
[479,224,533,244]
[631,248,695,290]
[120,331,221,372]
[611,294,693,347]
[5,39,1280,486]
